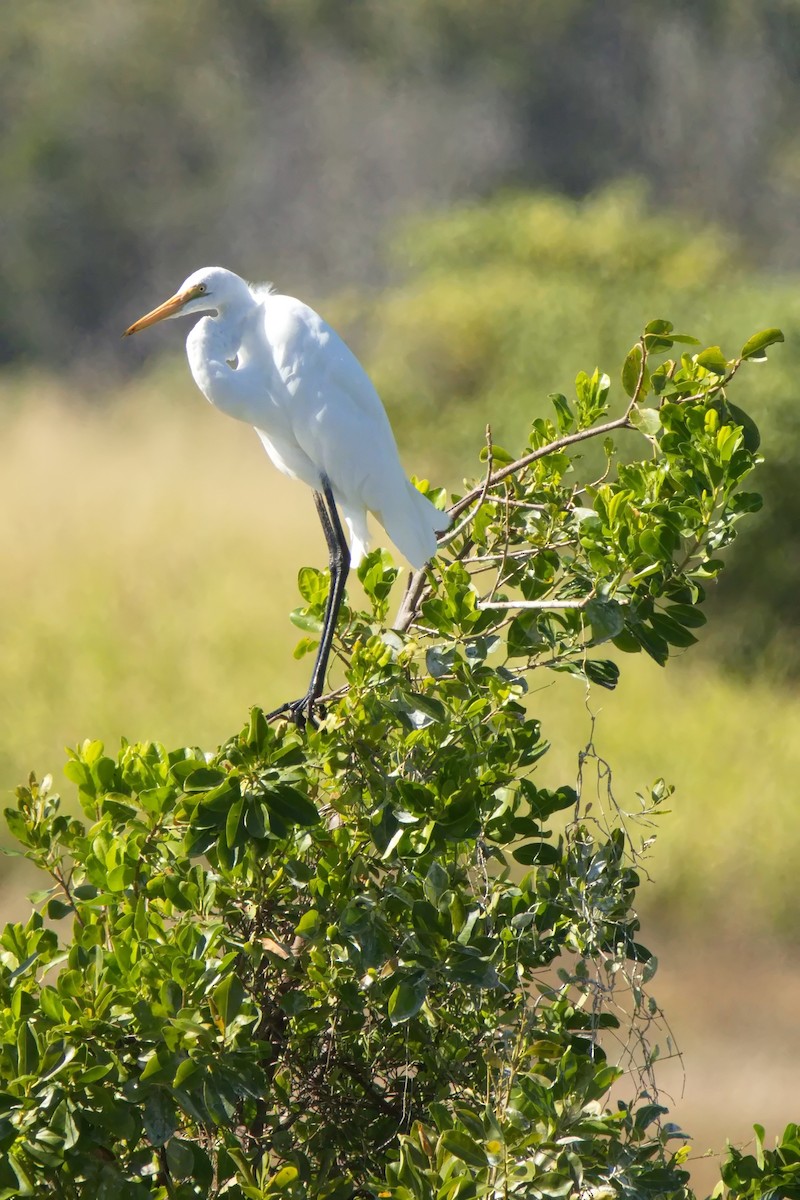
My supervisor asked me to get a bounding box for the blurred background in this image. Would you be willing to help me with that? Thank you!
[2,1,799,1191]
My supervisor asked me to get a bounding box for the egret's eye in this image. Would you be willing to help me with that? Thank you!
[196,283,207,294]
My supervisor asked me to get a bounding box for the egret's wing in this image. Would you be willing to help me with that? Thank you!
[261,296,399,482]
[260,295,446,568]
[264,297,392,422]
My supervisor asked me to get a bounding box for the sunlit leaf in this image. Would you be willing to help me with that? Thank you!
[740,327,783,361]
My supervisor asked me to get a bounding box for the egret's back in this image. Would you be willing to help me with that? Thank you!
[256,293,450,567]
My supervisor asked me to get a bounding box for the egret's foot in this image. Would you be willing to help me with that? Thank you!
[266,694,322,730]
[288,694,318,730]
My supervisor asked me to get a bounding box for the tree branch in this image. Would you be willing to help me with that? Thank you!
[477,598,590,611]
[396,350,647,633]
[450,382,643,519]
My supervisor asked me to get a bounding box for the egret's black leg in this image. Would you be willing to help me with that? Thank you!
[268,476,350,728]
[306,483,350,707]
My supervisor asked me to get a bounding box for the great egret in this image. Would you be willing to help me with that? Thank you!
[124,266,449,724]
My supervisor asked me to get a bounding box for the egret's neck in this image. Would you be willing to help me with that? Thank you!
[186,304,263,425]
[193,311,243,365]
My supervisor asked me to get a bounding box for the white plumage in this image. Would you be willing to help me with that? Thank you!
[126,266,449,568]
[124,266,449,722]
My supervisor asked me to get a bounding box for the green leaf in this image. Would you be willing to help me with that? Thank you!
[39,987,65,1023]
[584,659,620,690]
[289,608,324,633]
[265,1165,300,1189]
[629,406,661,437]
[133,895,149,939]
[630,621,669,664]
[650,612,698,648]
[726,403,761,452]
[424,860,449,904]
[507,612,547,657]
[265,783,320,827]
[664,603,707,629]
[426,645,457,678]
[106,863,135,892]
[740,327,783,361]
[293,636,319,660]
[297,566,328,604]
[388,974,428,1024]
[638,526,673,560]
[549,392,575,434]
[445,945,498,987]
[225,796,245,847]
[3,809,32,848]
[4,1150,35,1196]
[182,767,226,793]
[526,785,577,820]
[173,1058,199,1089]
[728,490,763,515]
[512,841,560,866]
[81,1063,112,1083]
[143,1090,178,1147]
[45,898,73,920]
[140,1046,172,1082]
[439,1129,490,1168]
[575,368,611,426]
[696,346,729,375]
[586,598,624,643]
[213,975,245,1028]
[479,443,514,466]
[294,909,321,939]
[165,1138,196,1180]
[622,343,645,398]
[243,798,267,839]
[644,318,673,337]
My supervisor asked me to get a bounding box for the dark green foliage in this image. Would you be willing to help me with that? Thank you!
[717,1124,800,1200]
[4,2,800,370]
[0,327,789,1197]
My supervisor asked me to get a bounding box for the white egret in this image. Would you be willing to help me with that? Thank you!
[124,266,449,724]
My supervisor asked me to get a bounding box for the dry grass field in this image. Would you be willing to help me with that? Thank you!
[1,370,797,1195]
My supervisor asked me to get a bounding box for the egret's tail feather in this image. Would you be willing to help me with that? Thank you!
[342,483,449,571]
[343,510,371,569]
[380,482,451,570]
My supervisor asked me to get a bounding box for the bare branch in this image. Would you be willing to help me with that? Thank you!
[437,423,496,549]
[448,356,645,521]
[398,362,648,633]
[477,598,590,611]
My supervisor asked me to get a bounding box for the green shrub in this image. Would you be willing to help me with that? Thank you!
[1,323,792,1197]
[344,186,800,670]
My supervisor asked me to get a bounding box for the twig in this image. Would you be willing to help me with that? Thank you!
[338,1058,407,1122]
[265,685,348,724]
[395,425,496,631]
[397,353,647,633]
[393,567,432,635]
[449,351,646,521]
[486,479,512,605]
[671,358,742,407]
[51,863,84,927]
[437,423,496,550]
[477,598,590,611]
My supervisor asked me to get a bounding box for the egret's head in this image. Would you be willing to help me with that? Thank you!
[123,267,248,336]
